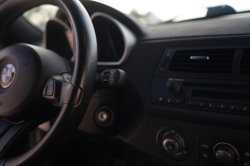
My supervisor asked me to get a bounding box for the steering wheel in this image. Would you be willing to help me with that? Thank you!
[0,0,97,165]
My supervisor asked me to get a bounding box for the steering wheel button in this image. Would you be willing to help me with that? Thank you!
[47,79,54,86]
[46,86,53,96]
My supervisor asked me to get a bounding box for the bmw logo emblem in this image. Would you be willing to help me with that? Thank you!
[0,64,16,88]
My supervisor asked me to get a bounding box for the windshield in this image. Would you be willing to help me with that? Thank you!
[22,0,250,31]
[23,5,58,31]
[93,0,250,25]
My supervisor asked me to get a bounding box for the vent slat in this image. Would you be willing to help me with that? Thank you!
[169,49,235,74]
[240,49,250,75]
[173,58,233,61]
[176,53,234,56]
[171,63,233,66]
[171,68,231,71]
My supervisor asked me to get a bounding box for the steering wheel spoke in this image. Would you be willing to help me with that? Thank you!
[43,73,83,107]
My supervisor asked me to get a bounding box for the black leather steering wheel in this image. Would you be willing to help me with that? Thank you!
[0,0,97,165]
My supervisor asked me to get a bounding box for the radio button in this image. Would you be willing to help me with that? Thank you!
[165,98,174,104]
[186,101,206,108]
[228,105,249,112]
[158,97,171,103]
[158,98,183,105]
[173,99,184,105]
[207,103,226,110]
[158,97,165,102]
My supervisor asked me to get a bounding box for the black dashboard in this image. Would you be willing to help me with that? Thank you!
[4,1,250,166]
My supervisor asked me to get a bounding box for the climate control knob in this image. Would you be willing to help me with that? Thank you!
[157,128,188,159]
[163,135,183,154]
[214,145,237,165]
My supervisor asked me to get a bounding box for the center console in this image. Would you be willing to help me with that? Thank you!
[154,126,250,166]
[150,46,250,166]
[152,47,250,117]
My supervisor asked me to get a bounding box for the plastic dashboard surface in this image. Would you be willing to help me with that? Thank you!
[121,34,250,127]
[118,35,250,166]
[144,12,250,40]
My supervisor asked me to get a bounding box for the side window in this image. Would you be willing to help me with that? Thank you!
[23,5,59,31]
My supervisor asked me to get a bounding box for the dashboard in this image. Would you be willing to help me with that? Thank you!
[3,1,250,166]
[44,11,136,66]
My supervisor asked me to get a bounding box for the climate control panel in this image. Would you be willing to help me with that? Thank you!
[198,137,250,166]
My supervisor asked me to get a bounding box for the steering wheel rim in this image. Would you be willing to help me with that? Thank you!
[0,0,97,165]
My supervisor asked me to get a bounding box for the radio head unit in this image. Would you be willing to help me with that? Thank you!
[152,47,250,115]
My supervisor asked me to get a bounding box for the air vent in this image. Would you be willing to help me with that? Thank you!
[169,49,235,74]
[240,49,250,75]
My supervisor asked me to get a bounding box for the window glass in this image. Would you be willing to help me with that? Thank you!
[23,5,58,31]
[93,0,250,25]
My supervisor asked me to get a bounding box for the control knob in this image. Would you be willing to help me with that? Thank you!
[214,145,237,165]
[162,135,183,154]
[167,81,180,94]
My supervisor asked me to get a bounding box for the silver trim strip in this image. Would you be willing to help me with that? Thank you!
[91,12,137,66]
[190,56,209,60]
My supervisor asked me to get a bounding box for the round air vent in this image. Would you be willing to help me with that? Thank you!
[91,12,136,66]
